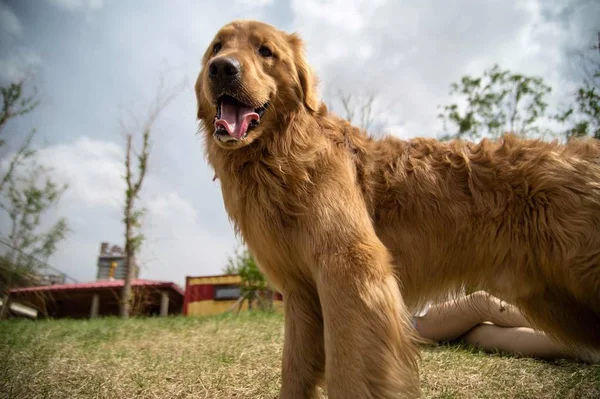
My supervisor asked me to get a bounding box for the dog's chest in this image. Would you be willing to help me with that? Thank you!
[219,171,298,238]
[219,175,306,287]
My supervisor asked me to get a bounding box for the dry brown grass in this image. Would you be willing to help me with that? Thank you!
[1,312,598,398]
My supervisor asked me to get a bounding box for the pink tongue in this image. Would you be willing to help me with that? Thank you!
[215,102,259,139]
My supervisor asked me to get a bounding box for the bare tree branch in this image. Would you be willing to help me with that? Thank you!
[335,89,388,134]
[119,73,185,319]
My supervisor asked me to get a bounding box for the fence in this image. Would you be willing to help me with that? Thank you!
[0,239,77,288]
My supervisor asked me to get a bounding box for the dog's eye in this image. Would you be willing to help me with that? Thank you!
[259,45,273,57]
[213,43,222,55]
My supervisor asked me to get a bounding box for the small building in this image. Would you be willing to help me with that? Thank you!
[96,242,139,281]
[8,279,184,319]
[184,274,284,317]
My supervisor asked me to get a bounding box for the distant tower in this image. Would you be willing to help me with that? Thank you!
[96,242,139,280]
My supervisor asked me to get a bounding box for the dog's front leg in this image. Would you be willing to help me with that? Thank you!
[279,288,325,399]
[317,241,421,399]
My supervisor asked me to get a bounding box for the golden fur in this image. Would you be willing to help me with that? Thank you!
[195,20,600,399]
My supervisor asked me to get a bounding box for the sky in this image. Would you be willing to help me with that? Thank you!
[0,0,597,288]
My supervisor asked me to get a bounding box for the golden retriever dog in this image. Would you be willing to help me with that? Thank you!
[195,20,600,398]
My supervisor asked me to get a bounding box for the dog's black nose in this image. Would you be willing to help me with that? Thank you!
[208,57,241,86]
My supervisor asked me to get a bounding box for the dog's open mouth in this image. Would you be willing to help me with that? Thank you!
[214,95,267,141]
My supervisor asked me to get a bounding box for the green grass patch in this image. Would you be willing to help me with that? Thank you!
[1,312,598,398]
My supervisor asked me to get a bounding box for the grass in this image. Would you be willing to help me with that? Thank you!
[1,312,598,398]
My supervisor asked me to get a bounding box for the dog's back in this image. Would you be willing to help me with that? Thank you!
[364,133,600,349]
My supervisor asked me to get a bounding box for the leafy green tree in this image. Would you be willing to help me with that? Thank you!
[558,86,600,140]
[0,81,39,193]
[0,78,69,318]
[557,31,600,140]
[438,64,552,141]
[0,82,38,141]
[224,246,273,312]
[2,166,68,263]
[0,79,69,263]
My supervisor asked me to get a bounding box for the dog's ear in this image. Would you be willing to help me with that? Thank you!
[288,33,319,112]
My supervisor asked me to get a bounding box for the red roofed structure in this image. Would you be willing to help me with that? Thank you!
[9,279,184,319]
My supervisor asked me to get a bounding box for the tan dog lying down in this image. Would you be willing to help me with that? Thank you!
[195,19,600,399]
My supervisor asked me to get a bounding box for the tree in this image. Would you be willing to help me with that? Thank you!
[0,81,38,141]
[557,31,600,140]
[119,77,183,319]
[325,87,395,135]
[223,246,273,312]
[0,81,39,192]
[438,64,552,141]
[337,89,377,132]
[2,166,68,264]
[0,80,69,262]
[558,85,600,140]
[0,78,69,318]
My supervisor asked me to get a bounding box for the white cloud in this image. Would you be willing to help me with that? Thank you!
[293,0,386,33]
[36,137,125,209]
[0,2,23,37]
[0,3,41,84]
[146,192,196,223]
[234,0,274,7]
[140,191,236,284]
[6,137,236,285]
[0,52,40,84]
[46,0,104,11]
[0,2,41,85]
[292,0,596,138]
